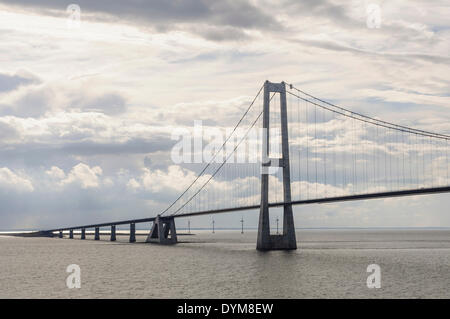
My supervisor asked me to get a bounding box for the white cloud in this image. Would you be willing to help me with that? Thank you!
[102,177,114,187]
[139,165,197,193]
[45,166,65,179]
[0,167,34,192]
[126,178,140,190]
[60,163,103,189]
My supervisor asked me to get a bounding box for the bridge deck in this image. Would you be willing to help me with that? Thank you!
[44,186,450,232]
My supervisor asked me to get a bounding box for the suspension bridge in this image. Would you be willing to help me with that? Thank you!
[40,81,450,250]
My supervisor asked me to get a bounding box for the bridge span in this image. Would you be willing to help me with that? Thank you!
[39,81,450,250]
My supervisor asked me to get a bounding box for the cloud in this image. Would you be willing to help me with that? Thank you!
[0,167,34,192]
[126,178,140,190]
[0,120,20,143]
[0,84,57,118]
[13,86,56,117]
[60,163,103,189]
[0,70,40,93]
[295,39,450,65]
[69,92,128,115]
[1,82,130,118]
[281,0,361,29]
[0,111,175,163]
[137,165,197,193]
[45,166,65,179]
[0,0,281,41]
[189,25,251,42]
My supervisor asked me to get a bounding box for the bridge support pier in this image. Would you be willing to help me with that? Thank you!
[110,225,116,241]
[146,215,177,245]
[257,81,297,251]
[81,228,85,239]
[69,229,73,239]
[94,227,100,240]
[58,230,63,238]
[129,223,136,243]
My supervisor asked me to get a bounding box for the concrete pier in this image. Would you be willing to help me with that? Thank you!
[110,225,116,241]
[69,229,73,239]
[129,223,136,243]
[58,230,63,238]
[257,81,297,251]
[94,227,100,240]
[146,215,177,245]
[81,228,85,239]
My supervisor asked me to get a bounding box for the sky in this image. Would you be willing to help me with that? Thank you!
[0,0,449,230]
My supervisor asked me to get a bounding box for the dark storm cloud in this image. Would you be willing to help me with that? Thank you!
[0,0,282,40]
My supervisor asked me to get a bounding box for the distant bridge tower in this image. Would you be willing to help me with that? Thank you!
[146,215,177,245]
[257,81,297,250]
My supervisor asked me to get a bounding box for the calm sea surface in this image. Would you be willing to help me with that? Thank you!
[0,229,449,298]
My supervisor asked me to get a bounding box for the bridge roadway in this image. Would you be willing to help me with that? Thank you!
[45,186,450,233]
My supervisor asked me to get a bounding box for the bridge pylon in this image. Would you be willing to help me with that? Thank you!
[257,81,297,251]
[146,215,177,245]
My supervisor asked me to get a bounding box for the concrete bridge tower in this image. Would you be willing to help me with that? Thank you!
[257,81,297,250]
